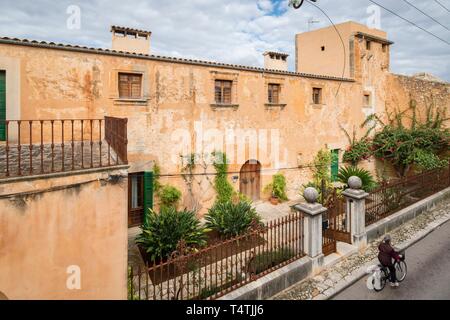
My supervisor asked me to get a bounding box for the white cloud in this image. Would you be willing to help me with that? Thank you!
[0,0,448,81]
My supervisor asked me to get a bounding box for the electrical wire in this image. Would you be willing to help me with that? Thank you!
[402,0,450,32]
[368,0,450,45]
[128,163,332,178]
[435,0,450,13]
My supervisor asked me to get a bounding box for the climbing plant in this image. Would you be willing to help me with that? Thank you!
[212,151,234,204]
[153,163,162,193]
[340,100,449,177]
[367,102,449,177]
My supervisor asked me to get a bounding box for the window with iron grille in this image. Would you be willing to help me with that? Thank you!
[312,87,322,104]
[119,73,143,99]
[215,80,232,104]
[268,84,280,104]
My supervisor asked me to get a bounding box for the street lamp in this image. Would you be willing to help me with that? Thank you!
[289,0,318,9]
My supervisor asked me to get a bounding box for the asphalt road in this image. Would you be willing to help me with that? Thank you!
[333,220,450,300]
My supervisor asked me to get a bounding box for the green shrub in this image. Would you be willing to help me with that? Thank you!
[264,173,288,201]
[248,247,295,274]
[232,191,252,204]
[158,184,182,210]
[413,149,448,171]
[136,207,208,262]
[342,139,373,166]
[205,201,261,237]
[337,166,377,192]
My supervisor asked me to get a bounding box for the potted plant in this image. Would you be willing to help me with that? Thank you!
[264,173,289,205]
[269,191,279,205]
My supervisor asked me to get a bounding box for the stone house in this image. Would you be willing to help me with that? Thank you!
[0,21,448,299]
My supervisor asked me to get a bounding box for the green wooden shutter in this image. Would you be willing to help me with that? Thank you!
[143,171,154,226]
[0,71,6,141]
[331,149,339,182]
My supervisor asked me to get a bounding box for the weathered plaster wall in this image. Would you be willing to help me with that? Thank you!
[0,43,372,212]
[0,168,128,299]
[385,74,450,126]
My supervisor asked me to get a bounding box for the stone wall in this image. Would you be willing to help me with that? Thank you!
[385,74,450,127]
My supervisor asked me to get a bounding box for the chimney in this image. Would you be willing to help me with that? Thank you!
[111,26,151,55]
[263,51,289,71]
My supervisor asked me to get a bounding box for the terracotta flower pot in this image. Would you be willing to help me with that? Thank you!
[270,196,279,205]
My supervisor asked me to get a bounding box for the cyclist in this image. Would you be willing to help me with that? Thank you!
[378,235,402,287]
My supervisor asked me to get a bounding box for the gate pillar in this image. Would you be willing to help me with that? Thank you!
[342,176,369,249]
[293,187,326,272]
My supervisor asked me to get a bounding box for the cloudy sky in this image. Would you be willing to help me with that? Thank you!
[0,0,449,81]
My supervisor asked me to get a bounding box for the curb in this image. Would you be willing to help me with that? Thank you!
[316,213,450,300]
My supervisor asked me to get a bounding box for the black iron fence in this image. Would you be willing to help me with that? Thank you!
[365,165,450,226]
[128,211,304,300]
[0,118,128,178]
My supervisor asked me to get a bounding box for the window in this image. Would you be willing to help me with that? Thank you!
[118,73,142,99]
[128,172,144,227]
[268,84,280,104]
[312,87,322,104]
[366,40,371,50]
[321,46,325,51]
[382,44,387,53]
[364,94,371,106]
[215,80,232,104]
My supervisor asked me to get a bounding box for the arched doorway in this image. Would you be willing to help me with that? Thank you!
[240,160,261,201]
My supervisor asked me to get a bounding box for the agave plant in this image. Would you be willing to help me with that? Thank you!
[136,207,208,262]
[205,201,262,238]
[337,166,377,192]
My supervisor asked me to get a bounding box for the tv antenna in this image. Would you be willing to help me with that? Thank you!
[308,17,320,31]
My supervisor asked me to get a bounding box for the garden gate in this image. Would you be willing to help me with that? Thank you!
[322,189,351,256]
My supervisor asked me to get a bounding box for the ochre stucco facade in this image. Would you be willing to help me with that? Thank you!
[0,168,128,300]
[0,21,448,214]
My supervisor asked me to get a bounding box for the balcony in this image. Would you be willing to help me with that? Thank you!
[0,116,128,179]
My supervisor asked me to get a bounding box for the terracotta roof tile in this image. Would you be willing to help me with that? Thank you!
[0,36,355,82]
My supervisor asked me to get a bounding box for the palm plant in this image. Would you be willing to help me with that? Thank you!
[205,201,261,238]
[136,207,208,262]
[337,166,377,191]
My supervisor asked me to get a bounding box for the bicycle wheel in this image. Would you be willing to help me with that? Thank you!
[395,260,407,282]
[373,270,387,292]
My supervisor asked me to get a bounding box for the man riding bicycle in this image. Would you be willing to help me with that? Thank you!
[378,235,402,287]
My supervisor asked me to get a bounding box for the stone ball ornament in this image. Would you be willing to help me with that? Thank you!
[304,187,319,204]
[348,176,363,190]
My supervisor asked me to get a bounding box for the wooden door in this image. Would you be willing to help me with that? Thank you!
[240,160,261,201]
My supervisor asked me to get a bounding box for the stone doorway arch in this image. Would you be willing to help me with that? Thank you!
[239,160,261,201]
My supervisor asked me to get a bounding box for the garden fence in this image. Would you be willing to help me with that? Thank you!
[128,211,304,300]
[365,165,450,226]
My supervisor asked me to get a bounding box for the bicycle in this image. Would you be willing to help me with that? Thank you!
[366,251,407,292]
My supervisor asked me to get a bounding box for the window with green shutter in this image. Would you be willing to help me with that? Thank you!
[331,149,339,182]
[128,171,153,227]
[0,71,6,141]
[142,171,154,226]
